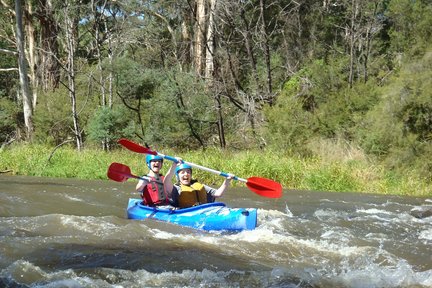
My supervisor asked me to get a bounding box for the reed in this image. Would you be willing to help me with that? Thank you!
[0,144,430,196]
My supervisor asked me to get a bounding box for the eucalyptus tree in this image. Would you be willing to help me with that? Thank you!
[115,0,227,147]
[36,0,61,91]
[209,0,290,146]
[0,0,35,140]
[1,0,66,142]
[15,0,34,140]
[341,0,387,86]
[1,0,61,104]
[61,0,83,150]
[83,0,126,149]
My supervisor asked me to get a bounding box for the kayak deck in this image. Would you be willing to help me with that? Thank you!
[126,198,257,231]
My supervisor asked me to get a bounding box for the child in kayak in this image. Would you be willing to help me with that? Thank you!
[136,154,172,207]
[164,161,232,208]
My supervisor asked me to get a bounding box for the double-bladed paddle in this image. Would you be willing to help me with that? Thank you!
[117,138,283,198]
[107,162,150,183]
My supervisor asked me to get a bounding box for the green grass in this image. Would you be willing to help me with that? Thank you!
[0,143,431,196]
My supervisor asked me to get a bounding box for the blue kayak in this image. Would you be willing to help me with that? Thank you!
[126,198,257,231]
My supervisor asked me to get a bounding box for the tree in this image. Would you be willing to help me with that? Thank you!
[15,0,34,140]
[63,0,83,150]
[344,0,386,86]
[194,0,206,75]
[36,0,61,91]
[87,106,134,146]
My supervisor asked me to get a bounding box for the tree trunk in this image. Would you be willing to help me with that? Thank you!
[15,0,34,140]
[181,9,192,70]
[240,9,259,86]
[38,0,60,90]
[106,23,113,108]
[194,0,206,75]
[64,1,83,150]
[215,93,226,148]
[348,0,357,88]
[205,0,226,148]
[24,1,38,109]
[92,0,109,150]
[259,0,272,96]
[205,0,216,79]
[92,0,106,106]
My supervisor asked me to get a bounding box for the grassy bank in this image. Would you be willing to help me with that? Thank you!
[0,144,430,197]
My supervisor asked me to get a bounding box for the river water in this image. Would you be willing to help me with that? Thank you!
[0,175,431,288]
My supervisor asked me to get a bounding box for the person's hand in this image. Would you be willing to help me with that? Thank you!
[225,173,235,182]
[170,157,182,167]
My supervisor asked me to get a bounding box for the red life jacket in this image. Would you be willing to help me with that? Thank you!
[141,175,169,206]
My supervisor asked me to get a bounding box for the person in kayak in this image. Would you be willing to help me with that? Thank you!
[136,154,172,207]
[164,160,232,208]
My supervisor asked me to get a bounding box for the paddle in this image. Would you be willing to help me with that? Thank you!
[107,162,151,183]
[118,138,283,198]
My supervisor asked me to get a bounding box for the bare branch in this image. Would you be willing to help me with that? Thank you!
[0,0,15,15]
[0,48,17,55]
[0,67,19,72]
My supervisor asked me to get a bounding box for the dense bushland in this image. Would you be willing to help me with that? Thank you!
[0,0,431,192]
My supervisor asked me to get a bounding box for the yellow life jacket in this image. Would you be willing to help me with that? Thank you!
[178,182,207,208]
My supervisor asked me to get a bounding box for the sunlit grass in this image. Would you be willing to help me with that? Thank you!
[0,143,430,196]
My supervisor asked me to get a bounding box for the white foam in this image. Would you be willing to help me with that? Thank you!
[62,194,84,202]
[418,228,432,241]
[334,260,432,288]
[357,208,393,215]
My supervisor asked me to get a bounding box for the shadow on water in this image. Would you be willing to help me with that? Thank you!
[22,241,269,273]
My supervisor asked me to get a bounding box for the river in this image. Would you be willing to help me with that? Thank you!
[0,175,431,288]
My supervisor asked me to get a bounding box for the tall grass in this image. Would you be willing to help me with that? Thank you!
[0,143,430,196]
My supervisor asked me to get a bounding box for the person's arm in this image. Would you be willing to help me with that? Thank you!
[213,176,232,198]
[163,161,177,198]
[136,178,149,192]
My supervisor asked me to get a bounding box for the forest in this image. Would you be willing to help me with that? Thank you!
[1,0,431,185]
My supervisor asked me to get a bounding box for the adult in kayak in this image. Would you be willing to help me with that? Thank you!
[136,154,173,207]
[164,160,232,208]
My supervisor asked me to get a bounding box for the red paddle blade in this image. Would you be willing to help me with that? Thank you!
[118,138,157,155]
[246,177,283,198]
[107,162,132,182]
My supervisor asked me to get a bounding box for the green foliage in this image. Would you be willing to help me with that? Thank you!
[111,57,156,101]
[386,0,432,56]
[33,84,99,145]
[263,58,348,152]
[145,70,218,149]
[86,106,135,146]
[355,50,432,178]
[263,90,314,154]
[33,89,74,145]
[0,98,20,142]
[316,80,381,139]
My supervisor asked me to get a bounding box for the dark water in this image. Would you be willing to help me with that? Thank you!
[0,175,431,288]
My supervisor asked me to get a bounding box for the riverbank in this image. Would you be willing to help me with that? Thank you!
[0,143,430,197]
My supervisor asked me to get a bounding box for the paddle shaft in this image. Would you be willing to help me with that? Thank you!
[156,152,246,182]
[117,139,282,198]
[126,174,151,182]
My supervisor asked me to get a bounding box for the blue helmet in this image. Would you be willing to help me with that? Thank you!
[146,154,163,169]
[175,163,192,178]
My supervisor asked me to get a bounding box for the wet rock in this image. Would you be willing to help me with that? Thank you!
[410,206,432,219]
